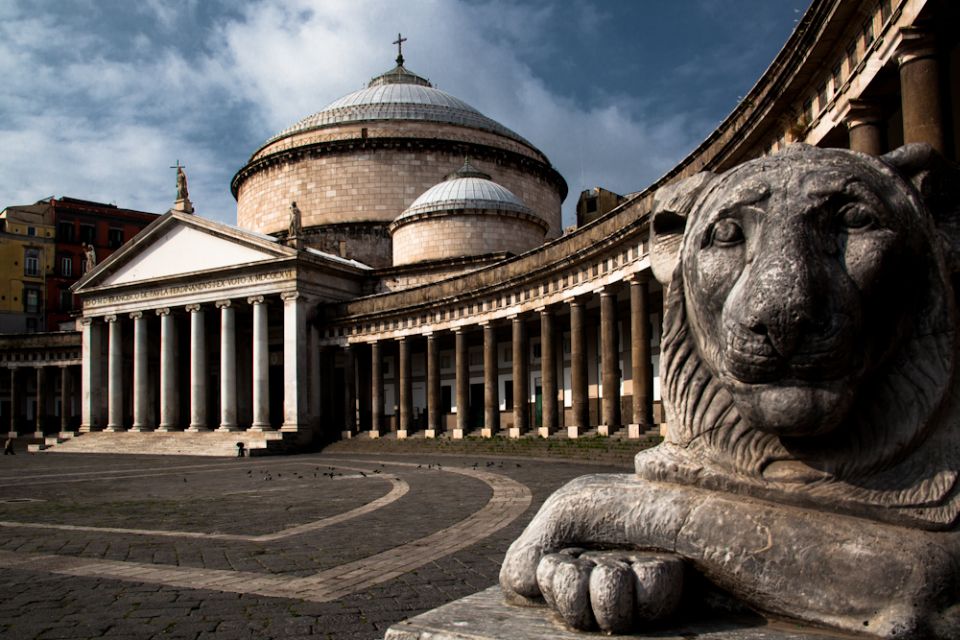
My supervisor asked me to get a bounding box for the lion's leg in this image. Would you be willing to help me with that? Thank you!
[499,474,699,602]
[501,475,959,638]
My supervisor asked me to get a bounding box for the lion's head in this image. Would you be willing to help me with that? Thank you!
[643,144,960,529]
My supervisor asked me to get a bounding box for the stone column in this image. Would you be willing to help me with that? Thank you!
[156,308,178,431]
[897,28,944,153]
[130,311,150,431]
[454,327,468,439]
[569,297,589,438]
[510,315,528,438]
[80,317,103,432]
[7,367,17,437]
[845,100,884,155]
[398,337,412,439]
[370,341,382,438]
[628,276,654,438]
[426,333,440,438]
[249,296,271,431]
[539,307,558,438]
[482,322,498,438]
[59,365,71,435]
[342,344,356,438]
[216,300,238,432]
[185,304,208,431]
[34,366,45,437]
[281,292,306,433]
[104,315,125,432]
[599,289,621,435]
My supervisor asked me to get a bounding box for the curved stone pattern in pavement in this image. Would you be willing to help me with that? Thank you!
[0,459,531,603]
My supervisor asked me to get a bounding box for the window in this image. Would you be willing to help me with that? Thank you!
[585,197,597,214]
[59,289,73,312]
[846,41,858,72]
[26,226,36,236]
[862,19,874,49]
[441,386,452,413]
[24,249,40,276]
[24,288,40,314]
[108,228,124,248]
[60,256,72,277]
[802,98,814,123]
[79,224,95,244]
[880,0,891,23]
[832,63,843,92]
[58,221,74,241]
[817,83,828,111]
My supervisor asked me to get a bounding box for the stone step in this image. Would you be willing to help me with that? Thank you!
[39,431,296,457]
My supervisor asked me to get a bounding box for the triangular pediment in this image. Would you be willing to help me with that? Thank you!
[75,211,296,292]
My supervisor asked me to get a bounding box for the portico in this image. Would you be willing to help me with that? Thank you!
[72,211,366,444]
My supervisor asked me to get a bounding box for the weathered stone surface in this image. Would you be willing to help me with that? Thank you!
[385,585,862,639]
[500,144,960,639]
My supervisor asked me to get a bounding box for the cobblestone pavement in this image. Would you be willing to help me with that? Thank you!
[0,449,631,639]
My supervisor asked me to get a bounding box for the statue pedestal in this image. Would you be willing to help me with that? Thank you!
[384,586,856,640]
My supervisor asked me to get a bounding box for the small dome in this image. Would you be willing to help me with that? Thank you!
[265,63,532,148]
[397,161,532,220]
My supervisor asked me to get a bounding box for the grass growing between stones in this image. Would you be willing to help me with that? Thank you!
[321,433,661,467]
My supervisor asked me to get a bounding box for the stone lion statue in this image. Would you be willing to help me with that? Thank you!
[500,144,960,638]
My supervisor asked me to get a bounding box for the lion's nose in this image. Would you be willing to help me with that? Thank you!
[742,249,824,357]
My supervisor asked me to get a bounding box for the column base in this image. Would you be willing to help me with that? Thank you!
[155,425,180,432]
[33,431,44,439]
[280,423,299,433]
[452,428,464,440]
[103,426,126,433]
[186,425,210,432]
[626,423,642,439]
[481,428,494,438]
[507,427,521,439]
[340,430,354,440]
[598,424,616,437]
[368,430,380,439]
[537,427,551,438]
[130,426,155,433]
[424,429,436,439]
[79,424,94,433]
[3,432,17,440]
[57,431,77,440]
[397,429,408,440]
[248,424,274,432]
[567,426,583,439]
[215,425,241,433]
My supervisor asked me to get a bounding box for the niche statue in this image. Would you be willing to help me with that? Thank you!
[500,144,960,639]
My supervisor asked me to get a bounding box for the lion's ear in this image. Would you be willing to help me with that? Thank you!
[650,172,717,285]
[882,144,960,272]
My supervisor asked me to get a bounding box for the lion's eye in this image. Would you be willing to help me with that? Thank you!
[839,204,875,231]
[709,219,745,246]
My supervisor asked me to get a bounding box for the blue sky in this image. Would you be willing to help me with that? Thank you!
[0,0,808,227]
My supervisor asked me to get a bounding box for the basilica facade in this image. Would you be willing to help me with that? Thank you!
[5,0,957,454]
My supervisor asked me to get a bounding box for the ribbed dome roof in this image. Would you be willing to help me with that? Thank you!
[397,160,532,220]
[265,63,533,148]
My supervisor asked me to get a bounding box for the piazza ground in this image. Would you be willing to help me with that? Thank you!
[0,442,637,640]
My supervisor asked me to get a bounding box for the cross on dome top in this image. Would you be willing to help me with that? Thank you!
[393,33,407,66]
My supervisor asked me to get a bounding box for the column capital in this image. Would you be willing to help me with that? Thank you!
[104,315,118,323]
[396,335,408,343]
[80,317,94,326]
[129,311,143,320]
[185,304,202,313]
[280,291,300,302]
[897,27,937,66]
[425,332,436,340]
[564,293,591,307]
[215,299,232,309]
[247,295,265,305]
[844,99,883,130]
[155,307,171,317]
[624,272,650,285]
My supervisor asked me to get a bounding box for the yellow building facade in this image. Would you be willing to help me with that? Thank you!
[0,203,55,333]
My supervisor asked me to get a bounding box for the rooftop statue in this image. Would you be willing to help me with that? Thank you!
[500,144,960,639]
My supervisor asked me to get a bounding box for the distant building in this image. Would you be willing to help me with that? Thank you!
[0,198,159,333]
[576,187,626,227]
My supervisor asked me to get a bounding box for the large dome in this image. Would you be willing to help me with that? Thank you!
[232,56,567,269]
[266,65,532,149]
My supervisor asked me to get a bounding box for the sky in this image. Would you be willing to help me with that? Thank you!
[0,0,809,228]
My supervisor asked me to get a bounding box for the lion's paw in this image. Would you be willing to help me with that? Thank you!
[536,549,684,634]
